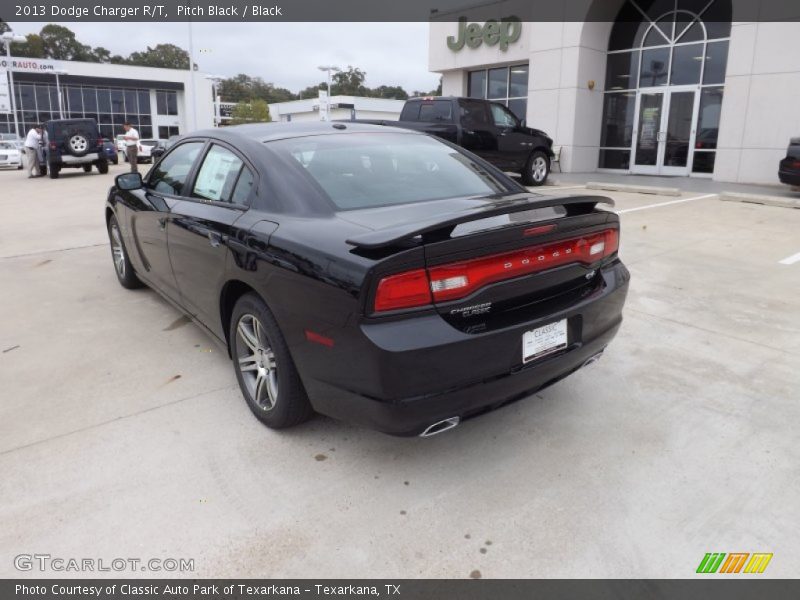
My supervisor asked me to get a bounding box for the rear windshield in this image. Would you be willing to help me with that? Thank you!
[272,132,509,210]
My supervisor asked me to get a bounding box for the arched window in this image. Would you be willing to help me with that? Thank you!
[599,0,730,174]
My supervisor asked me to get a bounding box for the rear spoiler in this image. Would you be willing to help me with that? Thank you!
[345,194,614,250]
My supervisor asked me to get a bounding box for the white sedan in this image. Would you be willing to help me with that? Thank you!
[0,141,23,169]
[123,139,160,164]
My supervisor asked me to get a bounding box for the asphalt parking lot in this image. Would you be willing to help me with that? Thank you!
[1,162,798,579]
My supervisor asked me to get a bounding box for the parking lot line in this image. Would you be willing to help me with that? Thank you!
[615,193,717,214]
[778,251,800,265]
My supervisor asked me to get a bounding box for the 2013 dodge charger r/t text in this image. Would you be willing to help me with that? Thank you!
[105,123,629,436]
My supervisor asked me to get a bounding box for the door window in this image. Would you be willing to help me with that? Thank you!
[148,142,203,196]
[490,104,518,128]
[192,144,253,205]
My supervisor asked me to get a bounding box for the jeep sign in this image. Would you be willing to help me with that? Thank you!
[447,17,522,52]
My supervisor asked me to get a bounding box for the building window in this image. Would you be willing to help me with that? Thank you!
[599,0,731,174]
[467,64,528,121]
[156,90,178,116]
[158,126,180,139]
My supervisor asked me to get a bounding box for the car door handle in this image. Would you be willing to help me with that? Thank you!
[207,231,227,248]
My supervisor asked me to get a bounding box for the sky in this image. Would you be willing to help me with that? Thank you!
[10,22,441,93]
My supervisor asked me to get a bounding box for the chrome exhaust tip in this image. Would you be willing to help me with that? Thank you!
[419,416,460,438]
[582,351,604,368]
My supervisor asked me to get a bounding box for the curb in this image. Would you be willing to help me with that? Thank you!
[586,182,681,196]
[719,192,800,209]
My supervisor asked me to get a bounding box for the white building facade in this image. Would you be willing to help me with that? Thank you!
[267,95,405,123]
[0,56,214,140]
[430,0,800,184]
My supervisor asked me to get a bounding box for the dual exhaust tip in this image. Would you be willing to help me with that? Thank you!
[418,350,604,438]
[419,416,460,438]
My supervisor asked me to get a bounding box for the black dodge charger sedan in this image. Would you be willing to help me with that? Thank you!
[105,122,629,437]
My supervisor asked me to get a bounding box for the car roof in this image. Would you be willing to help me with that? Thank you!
[188,122,421,143]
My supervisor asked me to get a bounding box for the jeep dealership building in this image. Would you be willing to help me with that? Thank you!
[430,0,800,184]
[0,56,214,142]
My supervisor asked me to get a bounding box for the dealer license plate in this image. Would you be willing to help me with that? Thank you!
[522,319,568,363]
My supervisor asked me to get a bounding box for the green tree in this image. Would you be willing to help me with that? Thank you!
[39,24,94,61]
[230,99,271,125]
[371,85,409,100]
[91,46,112,63]
[331,66,367,96]
[297,83,325,99]
[127,44,190,69]
[218,74,296,104]
[9,34,46,59]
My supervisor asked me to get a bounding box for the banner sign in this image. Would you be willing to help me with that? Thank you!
[0,69,11,114]
[0,57,61,73]
[2,579,798,599]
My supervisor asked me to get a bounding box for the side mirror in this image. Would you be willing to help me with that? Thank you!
[116,172,143,191]
[520,118,526,128]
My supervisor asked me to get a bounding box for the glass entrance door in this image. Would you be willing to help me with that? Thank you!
[632,87,699,175]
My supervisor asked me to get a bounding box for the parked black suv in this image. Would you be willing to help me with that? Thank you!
[778,138,800,188]
[44,119,108,178]
[352,97,555,186]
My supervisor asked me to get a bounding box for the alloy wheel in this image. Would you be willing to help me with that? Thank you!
[110,222,125,278]
[236,314,279,411]
[532,156,548,182]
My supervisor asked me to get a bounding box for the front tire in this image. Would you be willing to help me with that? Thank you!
[107,214,143,289]
[230,293,314,429]
[521,150,550,186]
[83,164,92,173]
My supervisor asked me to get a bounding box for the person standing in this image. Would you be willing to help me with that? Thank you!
[122,122,139,173]
[24,125,43,178]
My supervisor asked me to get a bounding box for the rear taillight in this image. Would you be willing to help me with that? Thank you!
[372,229,619,313]
[373,269,432,312]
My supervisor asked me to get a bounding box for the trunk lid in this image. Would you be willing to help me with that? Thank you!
[349,193,619,329]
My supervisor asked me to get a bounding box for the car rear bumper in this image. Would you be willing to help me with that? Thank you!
[778,166,800,186]
[303,260,630,436]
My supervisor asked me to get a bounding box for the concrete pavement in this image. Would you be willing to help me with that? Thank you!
[1,163,798,578]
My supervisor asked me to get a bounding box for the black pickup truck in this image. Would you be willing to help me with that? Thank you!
[778,137,800,188]
[352,96,555,186]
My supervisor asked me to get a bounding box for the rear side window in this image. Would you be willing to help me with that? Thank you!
[418,101,453,123]
[399,102,421,121]
[192,144,252,204]
[459,100,491,127]
[148,141,203,196]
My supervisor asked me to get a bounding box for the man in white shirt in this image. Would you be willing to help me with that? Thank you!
[122,122,140,173]
[24,125,43,178]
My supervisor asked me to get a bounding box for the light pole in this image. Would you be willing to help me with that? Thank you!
[317,65,340,121]
[1,30,27,139]
[186,11,198,131]
[205,75,223,127]
[52,69,68,119]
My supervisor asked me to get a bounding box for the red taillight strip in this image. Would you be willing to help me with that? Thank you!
[372,229,618,313]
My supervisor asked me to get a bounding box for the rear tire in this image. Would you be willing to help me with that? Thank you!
[39,164,47,177]
[49,165,60,179]
[521,150,550,186]
[82,164,92,173]
[230,293,314,430]
[107,214,143,289]
[97,161,109,174]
